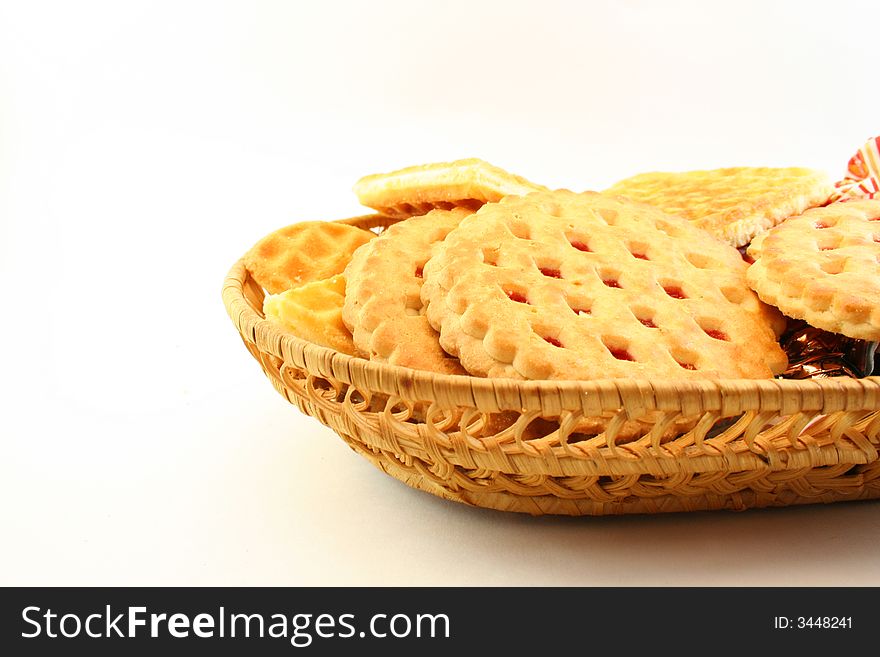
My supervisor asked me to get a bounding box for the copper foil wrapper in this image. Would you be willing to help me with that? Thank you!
[780,320,877,379]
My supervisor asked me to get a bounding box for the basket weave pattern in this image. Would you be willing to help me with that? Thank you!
[223,216,880,515]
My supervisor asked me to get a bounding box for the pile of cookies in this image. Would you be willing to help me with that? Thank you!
[245,153,880,382]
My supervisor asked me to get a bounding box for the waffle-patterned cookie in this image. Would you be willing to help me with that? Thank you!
[422,190,787,380]
[263,275,356,354]
[604,167,833,247]
[343,208,471,374]
[353,158,548,219]
[244,221,375,294]
[746,200,880,341]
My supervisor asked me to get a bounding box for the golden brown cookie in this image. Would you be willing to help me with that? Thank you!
[746,200,880,341]
[422,190,787,380]
[244,221,375,294]
[353,158,548,219]
[604,167,833,247]
[342,208,472,374]
[263,275,356,354]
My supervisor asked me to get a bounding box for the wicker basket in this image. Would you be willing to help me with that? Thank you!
[223,214,880,516]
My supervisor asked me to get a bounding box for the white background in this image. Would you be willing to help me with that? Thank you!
[2,0,879,586]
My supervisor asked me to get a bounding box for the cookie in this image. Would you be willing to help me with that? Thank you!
[342,207,471,374]
[263,275,356,354]
[604,167,833,247]
[746,200,880,341]
[244,221,375,294]
[422,190,787,380]
[353,158,548,219]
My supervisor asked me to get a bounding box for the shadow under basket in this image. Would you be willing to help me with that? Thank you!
[223,214,880,516]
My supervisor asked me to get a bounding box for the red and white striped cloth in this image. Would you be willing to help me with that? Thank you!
[829,135,880,201]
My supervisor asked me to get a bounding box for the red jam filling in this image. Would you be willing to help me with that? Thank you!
[609,348,635,361]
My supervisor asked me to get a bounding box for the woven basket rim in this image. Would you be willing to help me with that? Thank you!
[223,257,880,414]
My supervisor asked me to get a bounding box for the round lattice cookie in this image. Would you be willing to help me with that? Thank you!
[343,208,471,374]
[421,190,788,380]
[746,200,880,341]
